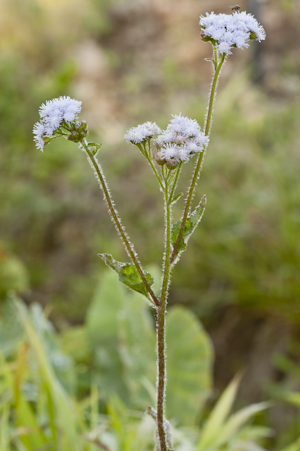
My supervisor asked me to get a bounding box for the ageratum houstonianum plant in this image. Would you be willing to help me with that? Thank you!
[33,10,265,451]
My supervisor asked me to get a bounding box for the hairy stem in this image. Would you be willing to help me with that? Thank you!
[82,140,160,308]
[168,164,182,204]
[170,52,225,265]
[156,184,172,451]
[149,158,165,191]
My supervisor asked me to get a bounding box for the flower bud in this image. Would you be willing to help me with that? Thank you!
[166,159,178,170]
[154,151,166,166]
[67,121,89,143]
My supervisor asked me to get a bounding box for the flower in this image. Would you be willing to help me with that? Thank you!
[154,114,209,167]
[200,11,266,55]
[124,121,161,144]
[33,96,82,151]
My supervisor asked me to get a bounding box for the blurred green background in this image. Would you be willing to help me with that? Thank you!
[0,0,300,448]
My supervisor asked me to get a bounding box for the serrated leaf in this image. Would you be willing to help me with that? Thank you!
[98,253,154,298]
[171,195,206,261]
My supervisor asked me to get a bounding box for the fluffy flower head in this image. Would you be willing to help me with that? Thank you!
[154,114,209,167]
[124,121,161,144]
[200,11,266,55]
[33,96,82,151]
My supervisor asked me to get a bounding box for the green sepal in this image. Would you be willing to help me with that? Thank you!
[88,142,102,156]
[98,253,154,298]
[171,194,206,262]
[249,31,258,40]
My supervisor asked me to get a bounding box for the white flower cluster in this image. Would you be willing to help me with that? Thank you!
[154,115,209,167]
[124,121,161,144]
[200,11,266,55]
[33,96,82,151]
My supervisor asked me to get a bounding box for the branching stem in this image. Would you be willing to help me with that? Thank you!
[168,164,182,204]
[82,140,160,308]
[170,51,225,265]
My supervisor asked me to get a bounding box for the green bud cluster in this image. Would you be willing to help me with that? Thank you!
[67,121,88,143]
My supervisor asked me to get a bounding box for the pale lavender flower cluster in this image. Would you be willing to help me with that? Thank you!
[200,11,266,55]
[124,121,161,144]
[33,96,82,151]
[154,115,209,168]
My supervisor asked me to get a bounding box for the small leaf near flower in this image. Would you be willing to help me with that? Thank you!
[168,192,183,206]
[171,194,207,262]
[88,142,102,156]
[98,253,154,298]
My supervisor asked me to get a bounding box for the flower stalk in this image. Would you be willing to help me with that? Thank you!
[170,51,225,266]
[156,180,173,451]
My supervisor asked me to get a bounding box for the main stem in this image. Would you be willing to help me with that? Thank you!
[82,141,160,308]
[170,52,225,265]
[156,184,172,451]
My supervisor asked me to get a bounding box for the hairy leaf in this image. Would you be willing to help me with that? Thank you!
[98,253,154,298]
[171,195,206,262]
[168,192,183,205]
[88,142,102,156]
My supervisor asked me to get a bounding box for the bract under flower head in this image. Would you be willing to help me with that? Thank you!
[200,11,266,55]
[124,121,161,144]
[33,96,82,151]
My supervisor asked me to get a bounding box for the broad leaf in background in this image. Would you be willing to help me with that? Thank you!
[29,303,75,393]
[0,244,29,298]
[0,298,24,357]
[118,290,156,408]
[87,270,214,422]
[16,300,83,451]
[171,195,206,263]
[98,253,154,298]
[86,270,129,400]
[166,306,213,425]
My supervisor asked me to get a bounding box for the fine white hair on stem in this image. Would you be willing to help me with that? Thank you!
[80,141,159,308]
[83,150,138,262]
[203,55,225,138]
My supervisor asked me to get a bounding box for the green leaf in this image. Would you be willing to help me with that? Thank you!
[205,58,216,68]
[196,374,242,451]
[98,253,154,298]
[281,438,300,451]
[15,300,82,450]
[0,299,24,357]
[168,192,183,205]
[118,289,156,408]
[88,142,102,156]
[166,306,213,425]
[171,195,206,262]
[86,271,129,400]
[214,402,269,450]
